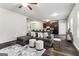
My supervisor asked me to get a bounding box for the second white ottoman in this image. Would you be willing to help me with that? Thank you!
[29,39,36,48]
[36,40,44,50]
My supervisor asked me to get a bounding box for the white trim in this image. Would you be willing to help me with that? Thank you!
[73,42,79,51]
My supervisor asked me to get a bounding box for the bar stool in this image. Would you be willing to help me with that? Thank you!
[53,38,61,51]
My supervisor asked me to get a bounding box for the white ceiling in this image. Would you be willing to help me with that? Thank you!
[0,3,75,20]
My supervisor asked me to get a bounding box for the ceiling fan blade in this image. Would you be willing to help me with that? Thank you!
[27,5,32,10]
[29,3,38,5]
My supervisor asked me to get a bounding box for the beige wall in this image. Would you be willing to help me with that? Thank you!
[67,4,79,50]
[59,19,67,35]
[27,21,43,32]
[0,8,27,43]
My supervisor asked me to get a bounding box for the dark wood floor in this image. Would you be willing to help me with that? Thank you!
[42,36,79,56]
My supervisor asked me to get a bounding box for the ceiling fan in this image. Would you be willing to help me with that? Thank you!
[19,3,38,10]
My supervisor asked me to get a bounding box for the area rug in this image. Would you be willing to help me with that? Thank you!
[0,44,46,56]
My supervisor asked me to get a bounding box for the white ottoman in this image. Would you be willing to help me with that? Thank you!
[29,39,36,48]
[36,40,44,51]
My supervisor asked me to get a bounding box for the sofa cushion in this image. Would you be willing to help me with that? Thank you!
[31,32,36,37]
[43,32,48,38]
[37,32,41,38]
[40,32,43,38]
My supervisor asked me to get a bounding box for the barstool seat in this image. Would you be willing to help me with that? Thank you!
[54,38,61,41]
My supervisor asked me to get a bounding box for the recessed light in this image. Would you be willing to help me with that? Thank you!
[43,19,50,22]
[21,3,28,7]
[51,12,59,17]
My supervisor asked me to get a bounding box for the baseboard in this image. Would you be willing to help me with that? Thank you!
[0,40,16,49]
[58,34,66,38]
[73,42,79,51]
[59,34,66,36]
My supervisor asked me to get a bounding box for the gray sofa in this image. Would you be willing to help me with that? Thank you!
[17,32,54,48]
